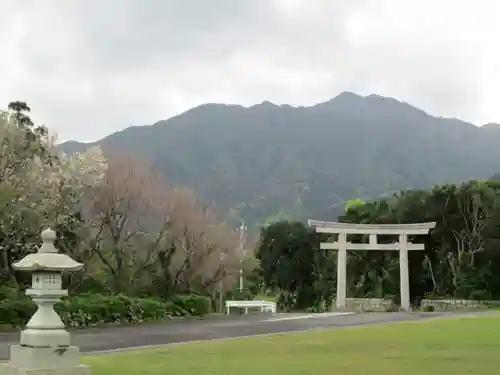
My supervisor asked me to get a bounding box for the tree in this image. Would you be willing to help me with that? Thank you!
[0,100,259,303]
[0,102,107,289]
[85,152,173,294]
[339,181,500,301]
[258,180,500,310]
[152,186,242,297]
[345,199,365,212]
[256,221,332,310]
[87,151,244,297]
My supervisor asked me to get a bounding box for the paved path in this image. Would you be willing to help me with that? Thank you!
[0,311,479,359]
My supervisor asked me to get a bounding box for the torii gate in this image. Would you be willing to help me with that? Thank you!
[308,220,436,311]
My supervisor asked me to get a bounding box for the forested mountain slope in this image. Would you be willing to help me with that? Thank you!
[59,92,500,228]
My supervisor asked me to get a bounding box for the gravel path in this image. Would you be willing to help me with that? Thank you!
[0,311,485,359]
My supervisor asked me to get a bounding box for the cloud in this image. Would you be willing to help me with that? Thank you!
[0,0,499,141]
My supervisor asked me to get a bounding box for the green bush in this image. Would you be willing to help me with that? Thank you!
[0,286,20,301]
[170,294,212,316]
[0,293,211,328]
[0,299,36,327]
[56,294,168,327]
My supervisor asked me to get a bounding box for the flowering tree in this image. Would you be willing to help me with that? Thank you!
[87,151,245,296]
[86,152,175,294]
[163,186,242,295]
[0,102,107,288]
[0,100,250,299]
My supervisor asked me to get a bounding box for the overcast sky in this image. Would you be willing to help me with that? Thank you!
[1,0,498,142]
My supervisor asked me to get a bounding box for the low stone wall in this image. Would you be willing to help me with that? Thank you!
[420,299,500,311]
[346,298,394,312]
[344,297,500,312]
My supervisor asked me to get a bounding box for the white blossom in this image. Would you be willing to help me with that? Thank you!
[0,108,108,242]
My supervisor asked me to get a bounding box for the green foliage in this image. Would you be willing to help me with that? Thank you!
[55,294,166,327]
[345,199,365,212]
[340,180,500,302]
[0,298,36,327]
[0,100,245,320]
[257,221,335,311]
[170,294,212,317]
[0,293,212,328]
[225,288,254,301]
[255,180,500,310]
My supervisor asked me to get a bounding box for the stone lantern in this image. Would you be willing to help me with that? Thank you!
[0,228,91,375]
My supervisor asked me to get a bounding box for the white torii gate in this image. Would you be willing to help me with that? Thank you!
[308,220,436,311]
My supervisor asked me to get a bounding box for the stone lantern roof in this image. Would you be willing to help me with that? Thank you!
[12,228,84,272]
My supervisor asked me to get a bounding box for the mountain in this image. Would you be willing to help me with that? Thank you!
[59,92,500,229]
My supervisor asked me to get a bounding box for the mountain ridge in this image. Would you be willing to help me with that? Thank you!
[59,92,500,228]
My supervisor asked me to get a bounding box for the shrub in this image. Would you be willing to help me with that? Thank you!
[0,286,20,301]
[56,294,167,327]
[0,293,211,328]
[0,299,36,327]
[170,294,212,316]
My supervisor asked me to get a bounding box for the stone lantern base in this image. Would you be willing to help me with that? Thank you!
[0,345,91,375]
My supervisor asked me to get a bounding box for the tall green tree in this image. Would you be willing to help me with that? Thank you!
[256,221,335,310]
[339,180,500,301]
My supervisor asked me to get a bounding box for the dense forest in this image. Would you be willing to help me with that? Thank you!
[256,180,500,310]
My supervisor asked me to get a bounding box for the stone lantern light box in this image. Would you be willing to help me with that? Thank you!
[32,272,62,290]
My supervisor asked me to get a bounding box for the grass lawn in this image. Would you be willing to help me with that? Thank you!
[84,314,500,375]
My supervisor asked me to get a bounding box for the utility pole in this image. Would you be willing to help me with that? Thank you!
[219,252,226,313]
[238,222,247,292]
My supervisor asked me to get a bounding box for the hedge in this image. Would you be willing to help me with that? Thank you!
[0,293,212,328]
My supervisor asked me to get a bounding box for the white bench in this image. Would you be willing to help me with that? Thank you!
[225,300,277,315]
